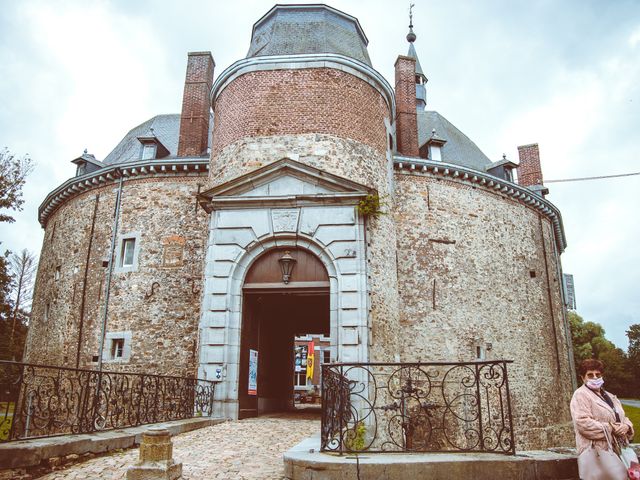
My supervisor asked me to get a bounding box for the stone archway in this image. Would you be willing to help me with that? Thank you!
[196,159,372,419]
[238,247,329,418]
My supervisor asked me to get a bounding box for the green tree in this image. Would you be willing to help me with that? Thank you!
[568,311,633,396]
[0,147,35,360]
[627,324,640,397]
[0,147,34,223]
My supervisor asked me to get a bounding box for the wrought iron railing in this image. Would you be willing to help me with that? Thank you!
[321,360,515,454]
[0,361,215,443]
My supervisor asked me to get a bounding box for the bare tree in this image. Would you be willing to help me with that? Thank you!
[8,249,37,358]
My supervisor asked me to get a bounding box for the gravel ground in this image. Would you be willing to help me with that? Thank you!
[39,412,319,480]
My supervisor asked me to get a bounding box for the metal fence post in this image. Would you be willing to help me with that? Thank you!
[503,361,516,454]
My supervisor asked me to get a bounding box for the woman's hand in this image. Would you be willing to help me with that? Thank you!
[611,422,629,437]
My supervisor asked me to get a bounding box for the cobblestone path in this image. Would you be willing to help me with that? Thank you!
[40,412,319,480]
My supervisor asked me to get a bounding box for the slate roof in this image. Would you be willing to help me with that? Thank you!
[247,4,372,66]
[103,114,180,165]
[407,43,426,80]
[417,111,492,171]
[102,110,490,171]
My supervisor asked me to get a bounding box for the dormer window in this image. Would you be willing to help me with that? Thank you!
[504,167,514,183]
[487,155,519,183]
[421,129,447,161]
[141,143,157,160]
[136,132,169,160]
[71,150,104,177]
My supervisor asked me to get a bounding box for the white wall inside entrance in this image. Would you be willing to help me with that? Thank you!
[198,205,369,418]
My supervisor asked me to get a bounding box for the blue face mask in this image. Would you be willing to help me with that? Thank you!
[586,377,604,390]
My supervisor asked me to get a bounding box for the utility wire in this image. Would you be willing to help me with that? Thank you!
[544,171,640,183]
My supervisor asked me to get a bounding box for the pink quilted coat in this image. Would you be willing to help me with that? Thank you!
[570,384,635,455]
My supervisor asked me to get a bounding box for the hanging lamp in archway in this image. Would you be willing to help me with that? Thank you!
[278,251,297,284]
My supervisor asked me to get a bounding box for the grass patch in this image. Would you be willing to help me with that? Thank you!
[623,404,640,437]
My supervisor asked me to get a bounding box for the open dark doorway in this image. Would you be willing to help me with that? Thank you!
[238,248,330,419]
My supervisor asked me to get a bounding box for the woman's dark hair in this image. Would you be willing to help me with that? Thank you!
[579,358,605,376]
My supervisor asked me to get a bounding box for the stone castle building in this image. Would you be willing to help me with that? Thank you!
[25,4,576,448]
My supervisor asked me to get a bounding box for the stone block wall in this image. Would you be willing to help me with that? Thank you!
[209,134,392,194]
[211,68,390,157]
[25,175,208,377]
[208,134,401,364]
[393,172,574,449]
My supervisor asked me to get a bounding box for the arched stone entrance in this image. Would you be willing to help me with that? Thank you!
[239,247,329,418]
[197,159,372,419]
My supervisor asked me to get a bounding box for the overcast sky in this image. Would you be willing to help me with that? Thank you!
[0,0,638,349]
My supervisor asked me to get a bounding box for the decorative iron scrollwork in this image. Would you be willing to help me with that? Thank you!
[321,360,515,455]
[0,360,215,443]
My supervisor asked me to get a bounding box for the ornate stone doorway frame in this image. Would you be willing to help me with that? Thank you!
[197,159,372,418]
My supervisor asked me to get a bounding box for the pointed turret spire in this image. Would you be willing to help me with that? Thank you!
[405,3,428,109]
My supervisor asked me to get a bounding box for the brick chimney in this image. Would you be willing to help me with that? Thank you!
[177,52,215,157]
[517,143,548,196]
[394,56,420,157]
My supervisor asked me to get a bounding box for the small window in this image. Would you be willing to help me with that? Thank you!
[323,350,331,365]
[111,338,125,359]
[121,238,136,267]
[44,303,50,323]
[476,346,486,360]
[294,371,308,387]
[504,168,513,183]
[103,331,132,363]
[141,143,157,160]
[55,266,61,281]
[115,233,140,273]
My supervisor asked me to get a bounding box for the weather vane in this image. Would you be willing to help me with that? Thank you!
[409,3,415,28]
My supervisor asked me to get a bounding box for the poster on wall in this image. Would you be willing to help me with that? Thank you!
[248,349,258,396]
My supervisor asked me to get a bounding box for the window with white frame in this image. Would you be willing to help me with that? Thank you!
[121,238,136,267]
[141,143,157,160]
[103,331,132,362]
[322,349,331,364]
[111,338,125,359]
[115,233,141,273]
[294,371,308,387]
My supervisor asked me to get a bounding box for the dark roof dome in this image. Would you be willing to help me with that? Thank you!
[417,111,492,170]
[247,4,372,66]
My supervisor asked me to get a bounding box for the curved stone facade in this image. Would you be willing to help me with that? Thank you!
[25,175,208,377]
[394,171,574,448]
[211,68,390,156]
[206,133,402,361]
[23,3,575,452]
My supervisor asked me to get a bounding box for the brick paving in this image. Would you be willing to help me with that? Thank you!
[40,412,319,480]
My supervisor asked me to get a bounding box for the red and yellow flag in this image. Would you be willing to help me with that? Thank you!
[306,341,315,380]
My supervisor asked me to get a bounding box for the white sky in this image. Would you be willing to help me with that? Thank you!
[0,0,638,349]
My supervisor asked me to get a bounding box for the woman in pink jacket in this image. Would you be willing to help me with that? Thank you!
[570,358,636,479]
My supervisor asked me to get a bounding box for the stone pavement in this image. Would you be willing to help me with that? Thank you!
[39,412,319,480]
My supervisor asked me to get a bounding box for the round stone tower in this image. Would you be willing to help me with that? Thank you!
[197,4,402,418]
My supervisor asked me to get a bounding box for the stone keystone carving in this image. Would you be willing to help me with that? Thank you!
[272,208,299,232]
[126,427,182,480]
